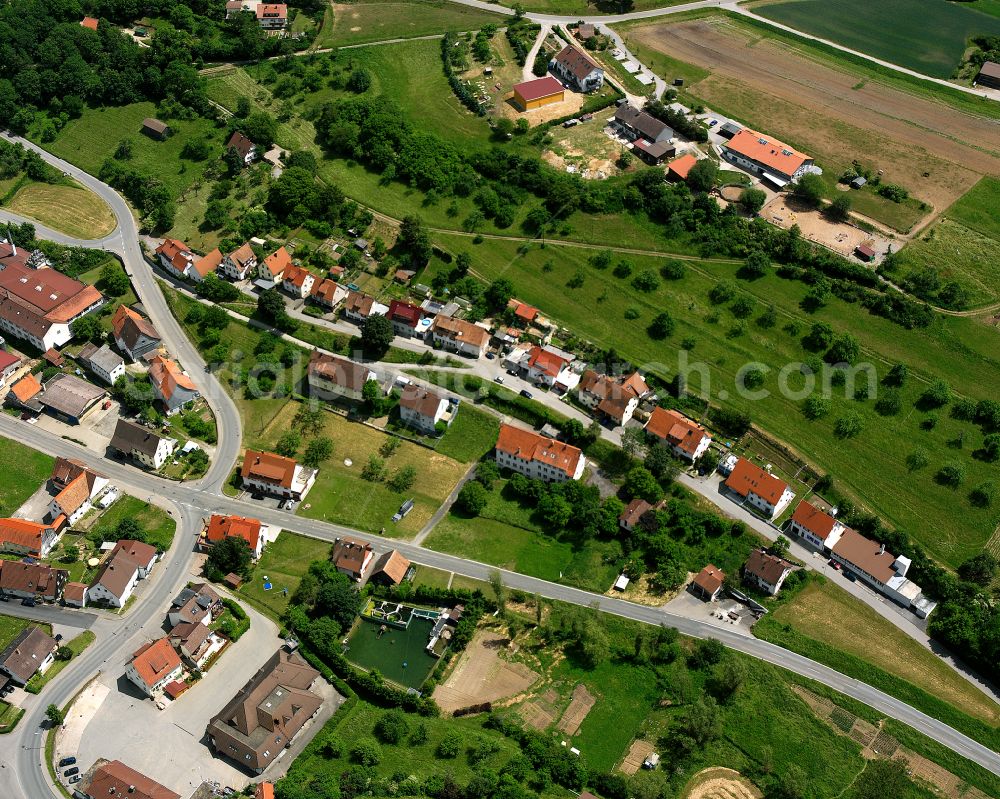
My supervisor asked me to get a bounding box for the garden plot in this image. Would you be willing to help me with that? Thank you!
[433,629,539,714]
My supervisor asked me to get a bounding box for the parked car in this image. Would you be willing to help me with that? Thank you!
[520,389,533,399]
[58,757,76,768]
[708,119,718,127]
[485,352,495,360]
[0,593,7,602]
[493,376,504,384]
[64,767,79,777]
[844,571,856,582]
[69,775,81,784]
[21,597,36,607]
[828,559,841,570]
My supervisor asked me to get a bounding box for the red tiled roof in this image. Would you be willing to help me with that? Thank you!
[526,345,566,378]
[744,549,792,586]
[205,514,262,552]
[667,153,698,180]
[310,278,341,305]
[0,518,51,555]
[283,264,312,288]
[388,300,422,326]
[52,472,90,516]
[63,582,87,603]
[790,500,839,541]
[256,2,287,18]
[645,407,708,456]
[331,538,372,575]
[80,16,98,29]
[241,449,297,488]
[431,316,490,348]
[693,564,724,595]
[508,298,538,323]
[130,637,181,688]
[262,247,291,277]
[164,680,189,699]
[112,304,160,345]
[85,760,180,799]
[149,355,197,402]
[495,423,583,478]
[553,44,601,80]
[513,76,565,103]
[723,128,811,178]
[0,349,20,372]
[192,248,223,279]
[156,238,192,274]
[725,458,789,505]
[10,373,42,404]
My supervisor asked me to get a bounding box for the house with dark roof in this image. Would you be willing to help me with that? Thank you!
[0,349,20,388]
[81,760,181,799]
[142,118,171,140]
[550,44,604,92]
[0,626,57,686]
[645,407,712,462]
[342,290,389,324]
[170,619,223,669]
[430,316,489,358]
[88,539,158,607]
[307,351,377,403]
[78,341,125,385]
[975,59,1000,90]
[619,497,652,532]
[112,305,161,361]
[221,243,258,281]
[241,449,317,500]
[207,649,323,773]
[331,538,374,581]
[495,423,586,482]
[168,582,222,627]
[724,458,795,520]
[614,103,673,144]
[0,560,67,602]
[38,373,106,424]
[227,131,258,166]
[398,384,451,433]
[110,418,177,470]
[125,637,183,697]
[63,581,88,608]
[743,549,793,595]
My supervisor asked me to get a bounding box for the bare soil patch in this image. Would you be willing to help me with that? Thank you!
[433,629,539,714]
[629,18,997,213]
[619,739,655,775]
[760,195,893,261]
[682,767,762,799]
[556,683,596,734]
[499,90,587,126]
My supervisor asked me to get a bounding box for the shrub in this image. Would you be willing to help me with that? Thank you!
[436,731,462,758]
[935,462,965,488]
[350,738,382,766]
[374,709,409,744]
[647,311,675,339]
[834,411,863,439]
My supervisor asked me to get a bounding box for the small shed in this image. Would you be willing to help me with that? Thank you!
[855,242,876,263]
[613,574,630,591]
[643,752,660,769]
[43,348,65,367]
[577,23,596,40]
[850,176,867,189]
[142,118,171,140]
[224,573,243,589]
[718,121,743,140]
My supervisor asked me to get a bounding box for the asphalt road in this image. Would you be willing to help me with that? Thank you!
[0,603,98,630]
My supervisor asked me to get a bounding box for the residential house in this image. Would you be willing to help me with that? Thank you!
[51,456,94,491]
[155,238,195,278]
[613,103,673,144]
[788,500,845,552]
[743,549,793,595]
[110,418,177,470]
[0,349,20,388]
[112,305,162,361]
[282,264,315,299]
[398,384,451,434]
[307,351,377,403]
[220,243,258,281]
[721,128,818,187]
[368,550,411,586]
[331,538,374,581]
[170,620,223,669]
[38,373,106,425]
[0,627,57,686]
[310,278,347,311]
[259,247,291,284]
[644,407,712,462]
[343,290,388,324]
[207,649,323,773]
[202,514,266,560]
[80,16,98,29]
[125,637,183,697]
[0,518,59,558]
[0,561,67,602]
[190,248,224,283]
[495,423,586,482]
[511,76,565,112]
[62,581,87,608]
[387,300,424,337]
[550,44,604,92]
[168,582,222,627]
[507,298,539,328]
[241,449,317,500]
[429,316,489,358]
[577,370,650,427]
[256,2,288,29]
[521,345,579,390]
[632,138,676,166]
[691,564,725,602]
[77,341,125,386]
[47,465,108,526]
[0,241,104,351]
[148,354,200,415]
[6,372,42,412]
[142,118,171,139]
[81,761,180,799]
[227,131,257,166]
[724,458,795,520]
[88,540,158,607]
[619,498,652,532]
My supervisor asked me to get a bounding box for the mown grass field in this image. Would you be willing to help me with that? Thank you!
[760,578,1000,727]
[6,180,116,240]
[948,176,1000,240]
[0,439,54,518]
[0,616,34,649]
[427,234,1000,567]
[240,530,328,619]
[434,403,499,462]
[317,0,506,48]
[95,496,176,552]
[753,0,1000,78]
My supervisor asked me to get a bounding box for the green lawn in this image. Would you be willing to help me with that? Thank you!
[94,496,176,552]
[37,102,221,199]
[947,176,1000,240]
[0,616,34,649]
[0,439,54,518]
[428,234,1000,567]
[410,564,453,589]
[434,404,500,463]
[25,631,96,694]
[240,530,329,619]
[316,0,506,48]
[4,179,116,240]
[754,0,1000,79]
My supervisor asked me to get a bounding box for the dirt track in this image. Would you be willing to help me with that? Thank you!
[629,18,1000,212]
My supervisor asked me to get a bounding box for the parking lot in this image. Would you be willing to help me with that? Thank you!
[664,589,755,637]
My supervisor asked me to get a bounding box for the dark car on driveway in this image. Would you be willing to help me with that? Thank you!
[59,757,76,767]
[64,767,79,778]
[520,389,533,399]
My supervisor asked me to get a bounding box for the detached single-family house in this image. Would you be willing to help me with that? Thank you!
[190,248,224,283]
[310,278,347,311]
[112,305,161,362]
[78,342,126,385]
[331,538,374,581]
[148,355,200,415]
[343,291,388,325]
[169,620,223,670]
[47,465,108,526]
[387,300,424,338]
[227,131,257,166]
[6,372,43,412]
[522,345,579,390]
[201,514,266,560]
[125,637,183,697]
[644,407,712,462]
[256,2,288,29]
[281,264,315,299]
[88,539,158,608]
[369,550,411,586]
[82,761,181,799]
[577,370,650,427]
[691,564,725,602]
[721,128,818,187]
[62,581,88,608]
[259,247,291,284]
[743,549,793,595]
[0,561,67,602]
[724,458,795,520]
[241,449,317,500]
[507,298,538,327]
[0,518,60,558]
[221,243,258,281]
[155,238,195,279]
[619,498,652,533]
[550,44,604,92]
[307,351,377,403]
[788,500,845,552]
[109,418,177,470]
[398,384,451,434]
[0,627,57,686]
[168,582,222,627]
[495,423,586,482]
[430,316,489,358]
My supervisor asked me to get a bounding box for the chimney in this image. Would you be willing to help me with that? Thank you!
[879,543,885,555]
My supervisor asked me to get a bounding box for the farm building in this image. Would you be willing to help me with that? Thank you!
[721,127,818,186]
[141,118,170,140]
[633,139,675,166]
[855,242,876,262]
[975,60,1000,90]
[666,153,698,182]
[512,76,565,111]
